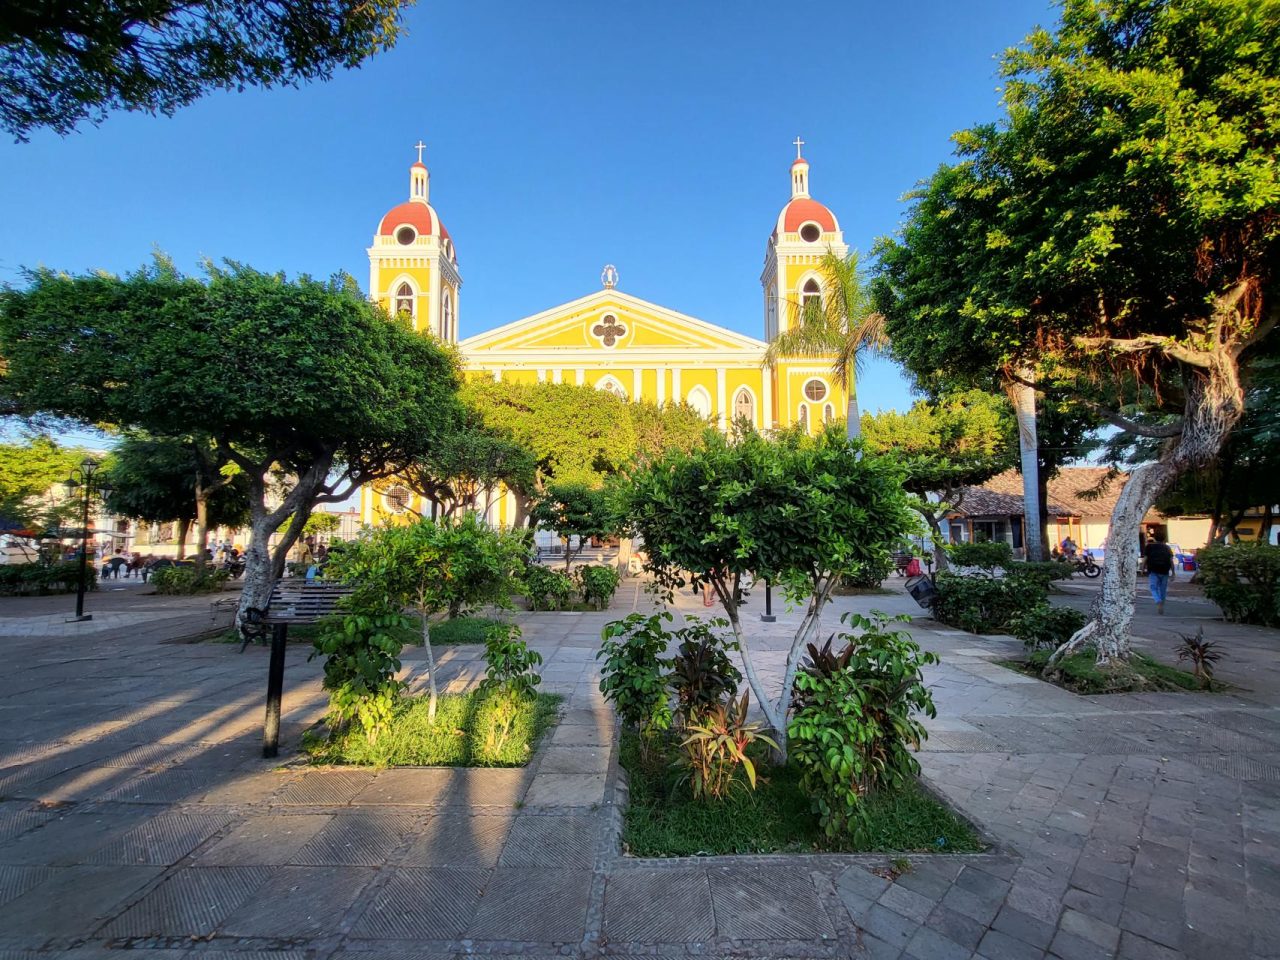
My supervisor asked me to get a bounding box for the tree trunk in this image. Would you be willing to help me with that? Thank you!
[845,385,861,441]
[419,600,439,720]
[920,511,950,571]
[175,517,191,559]
[1048,364,1245,667]
[193,475,209,571]
[1008,373,1044,561]
[1037,465,1052,559]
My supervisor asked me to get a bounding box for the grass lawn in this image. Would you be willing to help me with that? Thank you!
[304,692,563,767]
[427,615,506,644]
[1003,650,1222,694]
[214,614,490,647]
[619,732,983,856]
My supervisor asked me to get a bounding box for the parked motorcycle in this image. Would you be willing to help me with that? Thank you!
[1071,551,1102,579]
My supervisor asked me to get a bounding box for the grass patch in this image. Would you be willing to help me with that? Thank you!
[427,616,505,644]
[831,585,896,596]
[619,732,983,856]
[212,615,428,646]
[1003,650,1223,694]
[304,692,562,767]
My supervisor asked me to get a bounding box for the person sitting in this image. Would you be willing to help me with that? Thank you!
[1060,536,1078,560]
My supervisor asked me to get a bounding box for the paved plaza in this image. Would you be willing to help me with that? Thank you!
[0,578,1275,959]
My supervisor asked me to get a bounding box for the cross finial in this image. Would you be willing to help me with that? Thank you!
[793,136,805,160]
[414,140,426,164]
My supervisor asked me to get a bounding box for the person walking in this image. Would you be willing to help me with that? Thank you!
[1143,531,1175,615]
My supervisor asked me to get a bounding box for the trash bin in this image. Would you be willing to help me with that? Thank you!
[905,574,937,610]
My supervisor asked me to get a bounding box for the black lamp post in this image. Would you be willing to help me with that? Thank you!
[760,579,776,623]
[64,458,112,623]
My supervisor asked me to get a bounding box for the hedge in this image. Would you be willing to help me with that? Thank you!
[1197,541,1280,627]
[947,541,1014,570]
[931,570,1047,635]
[0,561,97,596]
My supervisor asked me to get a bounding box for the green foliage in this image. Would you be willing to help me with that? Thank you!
[522,564,575,611]
[1175,627,1224,690]
[150,565,229,595]
[1013,560,1075,586]
[947,541,1013,569]
[303,691,562,767]
[1009,604,1087,651]
[427,615,505,645]
[667,617,741,728]
[1197,541,1280,626]
[628,401,711,463]
[313,609,410,741]
[1,0,410,140]
[597,612,672,742]
[618,732,982,856]
[840,549,895,588]
[931,571,1048,634]
[103,434,250,531]
[576,563,621,610]
[302,512,341,537]
[0,560,95,595]
[788,613,939,839]
[678,691,777,801]
[530,481,621,569]
[399,421,538,516]
[0,436,93,532]
[476,622,544,757]
[1021,650,1208,695]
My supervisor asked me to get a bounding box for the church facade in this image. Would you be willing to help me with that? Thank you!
[360,143,850,527]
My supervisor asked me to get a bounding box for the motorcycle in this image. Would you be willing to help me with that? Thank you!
[219,554,247,579]
[1070,551,1101,579]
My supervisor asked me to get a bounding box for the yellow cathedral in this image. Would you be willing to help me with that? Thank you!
[360,140,850,527]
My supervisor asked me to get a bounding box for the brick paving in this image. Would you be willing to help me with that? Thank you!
[0,577,1275,958]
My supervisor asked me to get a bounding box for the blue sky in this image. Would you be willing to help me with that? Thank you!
[0,0,1058,445]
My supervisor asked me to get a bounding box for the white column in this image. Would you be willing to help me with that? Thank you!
[716,367,727,430]
[492,368,501,382]
[657,368,666,406]
[536,369,547,383]
[576,368,586,386]
[427,258,441,337]
[761,369,772,430]
[552,369,563,384]
[632,367,643,402]
[672,368,682,403]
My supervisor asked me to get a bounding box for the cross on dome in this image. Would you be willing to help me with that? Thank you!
[793,136,805,160]
[414,140,426,164]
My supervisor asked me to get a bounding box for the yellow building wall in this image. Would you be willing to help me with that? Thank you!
[375,265,432,334]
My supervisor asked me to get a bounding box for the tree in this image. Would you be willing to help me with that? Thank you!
[102,434,250,557]
[0,258,462,631]
[530,481,621,571]
[763,250,887,441]
[326,514,529,719]
[861,390,1016,568]
[875,0,1278,663]
[462,380,637,522]
[627,400,710,463]
[621,427,915,758]
[0,435,92,532]
[398,421,536,520]
[0,0,409,141]
[302,511,342,538]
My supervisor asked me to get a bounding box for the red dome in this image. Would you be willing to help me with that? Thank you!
[792,157,808,167]
[378,201,437,237]
[782,197,837,233]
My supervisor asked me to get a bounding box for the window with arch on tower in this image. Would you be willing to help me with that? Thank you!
[798,403,809,432]
[442,291,454,341]
[824,403,834,424]
[734,388,754,424]
[394,282,415,318]
[801,279,821,317]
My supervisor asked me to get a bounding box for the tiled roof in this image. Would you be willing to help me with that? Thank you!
[954,467,1131,520]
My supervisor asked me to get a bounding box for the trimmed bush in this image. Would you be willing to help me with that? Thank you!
[1011,560,1075,588]
[1009,604,1087,650]
[523,564,575,611]
[840,548,895,588]
[931,571,1047,634]
[150,566,229,595]
[1198,541,1280,627]
[576,563,622,610]
[947,541,1014,569]
[0,561,96,595]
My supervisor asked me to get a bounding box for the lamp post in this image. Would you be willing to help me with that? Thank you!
[64,459,112,623]
[760,579,776,623]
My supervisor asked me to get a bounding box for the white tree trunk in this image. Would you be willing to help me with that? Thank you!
[419,603,439,720]
[845,389,861,441]
[1008,372,1044,561]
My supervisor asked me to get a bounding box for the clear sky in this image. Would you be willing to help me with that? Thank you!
[0,0,1059,445]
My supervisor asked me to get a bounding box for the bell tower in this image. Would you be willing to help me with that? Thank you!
[367,142,462,343]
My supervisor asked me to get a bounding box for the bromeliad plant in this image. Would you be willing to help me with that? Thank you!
[597,612,672,751]
[788,612,939,838]
[678,691,777,801]
[1175,627,1224,690]
[667,617,742,728]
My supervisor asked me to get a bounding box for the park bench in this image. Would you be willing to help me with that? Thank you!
[243,580,355,758]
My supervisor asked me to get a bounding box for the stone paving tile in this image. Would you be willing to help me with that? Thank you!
[707,866,836,940]
[220,865,377,937]
[499,814,598,868]
[466,868,592,941]
[401,814,512,867]
[85,811,232,865]
[349,867,488,939]
[100,864,271,937]
[196,814,332,865]
[522,773,606,807]
[288,813,418,866]
[274,770,377,806]
[0,863,165,937]
[603,869,715,943]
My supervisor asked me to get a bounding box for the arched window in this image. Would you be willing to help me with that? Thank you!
[394,282,415,318]
[687,386,712,419]
[801,278,822,316]
[767,291,777,338]
[823,403,834,424]
[442,291,454,341]
[596,376,628,401]
[734,388,754,424]
[798,403,809,432]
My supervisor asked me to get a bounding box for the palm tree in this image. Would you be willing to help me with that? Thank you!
[763,250,887,440]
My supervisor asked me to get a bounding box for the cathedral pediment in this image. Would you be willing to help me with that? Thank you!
[460,290,767,358]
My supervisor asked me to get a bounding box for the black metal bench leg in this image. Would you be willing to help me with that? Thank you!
[263,623,288,758]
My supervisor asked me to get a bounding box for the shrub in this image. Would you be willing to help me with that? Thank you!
[523,564,575,611]
[788,612,938,838]
[1175,627,1225,689]
[577,563,621,610]
[1197,541,1280,627]
[1008,604,1087,650]
[947,541,1014,569]
[678,691,776,801]
[667,617,741,728]
[931,570,1047,634]
[0,560,97,595]
[151,566,229,595]
[597,612,672,745]
[840,548,895,588]
[1011,560,1075,587]
[312,607,409,741]
[477,622,544,756]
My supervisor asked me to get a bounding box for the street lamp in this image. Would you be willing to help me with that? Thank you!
[64,458,112,623]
